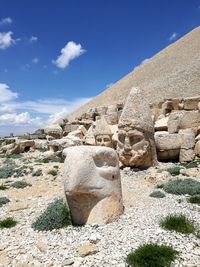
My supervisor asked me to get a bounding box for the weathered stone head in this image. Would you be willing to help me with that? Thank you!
[63,146,123,225]
[117,87,157,168]
[94,117,113,148]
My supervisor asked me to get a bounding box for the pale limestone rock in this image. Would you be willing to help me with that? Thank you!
[168,111,200,134]
[63,146,123,225]
[117,87,157,168]
[154,117,168,131]
[161,100,173,115]
[9,202,29,212]
[34,139,48,150]
[84,124,96,145]
[78,243,98,257]
[179,128,195,162]
[44,124,63,139]
[195,140,200,157]
[155,131,181,161]
[94,117,113,148]
[183,96,200,110]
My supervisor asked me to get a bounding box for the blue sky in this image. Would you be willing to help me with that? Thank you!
[0,0,200,136]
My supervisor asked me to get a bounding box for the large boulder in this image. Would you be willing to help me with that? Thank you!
[44,124,63,139]
[63,146,123,225]
[179,128,195,162]
[168,111,200,134]
[155,131,181,161]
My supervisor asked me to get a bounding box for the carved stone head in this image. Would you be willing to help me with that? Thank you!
[63,146,123,225]
[117,87,157,168]
[94,116,113,148]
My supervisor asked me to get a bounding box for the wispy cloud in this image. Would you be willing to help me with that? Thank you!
[0,83,18,102]
[0,17,12,26]
[0,83,91,136]
[53,41,85,69]
[29,36,38,43]
[32,57,39,64]
[0,31,15,49]
[168,32,179,41]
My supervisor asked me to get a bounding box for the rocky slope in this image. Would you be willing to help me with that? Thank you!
[0,152,200,267]
[68,26,200,121]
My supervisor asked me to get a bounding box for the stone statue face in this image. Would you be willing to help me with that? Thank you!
[95,134,113,148]
[64,146,122,199]
[117,126,151,167]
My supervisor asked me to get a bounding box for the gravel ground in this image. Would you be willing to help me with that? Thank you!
[0,153,200,267]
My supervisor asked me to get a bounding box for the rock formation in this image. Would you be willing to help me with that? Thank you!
[117,87,157,168]
[94,117,113,148]
[63,146,123,225]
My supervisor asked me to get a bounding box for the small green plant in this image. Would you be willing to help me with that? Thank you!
[37,147,48,152]
[160,214,196,234]
[126,243,178,267]
[35,158,49,164]
[0,217,17,228]
[166,166,182,176]
[32,169,43,177]
[188,195,200,205]
[32,199,71,231]
[150,191,165,198]
[180,159,200,169]
[163,178,200,195]
[0,184,8,190]
[0,160,17,179]
[0,197,10,207]
[6,153,22,159]
[48,169,58,176]
[11,181,32,189]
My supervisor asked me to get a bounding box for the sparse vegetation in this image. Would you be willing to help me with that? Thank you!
[180,159,200,169]
[188,195,200,205]
[32,169,43,176]
[150,191,165,198]
[163,179,200,195]
[32,199,71,231]
[160,214,196,234]
[0,217,17,228]
[166,166,182,176]
[0,197,10,207]
[0,184,8,190]
[36,147,48,152]
[6,153,22,159]
[11,181,32,189]
[0,160,17,178]
[48,169,58,176]
[126,243,178,267]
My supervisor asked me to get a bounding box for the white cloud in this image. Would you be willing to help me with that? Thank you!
[169,32,178,41]
[32,57,39,64]
[0,83,92,136]
[29,36,38,43]
[0,83,18,102]
[0,17,12,26]
[53,41,85,69]
[0,31,15,49]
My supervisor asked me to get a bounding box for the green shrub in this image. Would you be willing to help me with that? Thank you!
[0,197,10,207]
[150,191,165,198]
[37,147,48,152]
[48,169,58,176]
[32,169,43,177]
[0,217,17,228]
[180,159,200,169]
[166,166,182,176]
[0,160,17,179]
[163,179,200,195]
[11,181,32,189]
[160,214,196,234]
[6,153,22,159]
[188,195,200,205]
[126,243,177,267]
[0,184,8,190]
[32,199,71,231]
